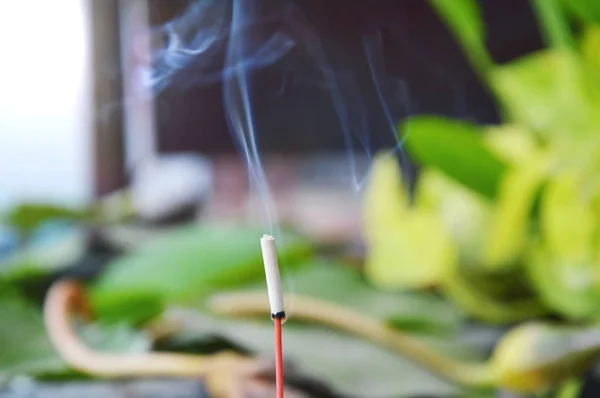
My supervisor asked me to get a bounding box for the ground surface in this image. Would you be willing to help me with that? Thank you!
[0,379,210,398]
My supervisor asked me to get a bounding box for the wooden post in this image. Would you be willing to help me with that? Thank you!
[90,0,126,197]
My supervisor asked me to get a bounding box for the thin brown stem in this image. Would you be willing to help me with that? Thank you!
[43,280,263,397]
[208,291,496,388]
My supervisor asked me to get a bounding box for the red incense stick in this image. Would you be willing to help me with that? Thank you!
[261,235,286,397]
[274,317,284,398]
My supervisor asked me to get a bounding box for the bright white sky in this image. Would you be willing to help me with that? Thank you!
[0,0,92,211]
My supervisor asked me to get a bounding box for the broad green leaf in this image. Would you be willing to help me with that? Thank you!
[491,322,600,393]
[0,286,152,383]
[402,116,507,199]
[442,262,546,324]
[3,203,89,237]
[491,50,600,137]
[561,0,600,24]
[482,157,548,269]
[89,290,165,326]
[526,241,600,319]
[91,224,313,323]
[0,288,66,382]
[427,0,493,76]
[162,308,480,398]
[540,172,596,262]
[415,169,491,263]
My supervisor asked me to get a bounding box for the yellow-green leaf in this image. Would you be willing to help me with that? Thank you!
[526,242,600,319]
[491,322,600,393]
[442,263,545,324]
[580,26,600,109]
[363,155,455,289]
[362,153,409,243]
[415,169,491,263]
[491,50,600,137]
[483,125,539,165]
[365,210,456,290]
[582,26,600,71]
[540,172,596,262]
[483,158,548,269]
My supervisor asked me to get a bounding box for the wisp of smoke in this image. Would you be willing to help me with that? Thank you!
[145,0,410,234]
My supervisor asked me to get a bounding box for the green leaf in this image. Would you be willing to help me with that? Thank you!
[0,287,66,382]
[161,308,478,398]
[0,286,152,383]
[91,224,314,323]
[427,0,493,77]
[3,203,89,236]
[89,290,165,326]
[402,116,507,199]
[561,0,600,24]
[491,322,600,393]
[557,379,583,398]
[531,0,576,50]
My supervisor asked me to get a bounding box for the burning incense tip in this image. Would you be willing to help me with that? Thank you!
[260,235,286,322]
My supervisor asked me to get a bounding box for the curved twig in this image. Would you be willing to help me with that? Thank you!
[43,280,264,397]
[44,280,496,393]
[208,291,496,388]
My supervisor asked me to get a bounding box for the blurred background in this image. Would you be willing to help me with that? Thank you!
[2,0,600,397]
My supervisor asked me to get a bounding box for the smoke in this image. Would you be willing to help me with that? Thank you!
[145,0,411,233]
[147,0,296,93]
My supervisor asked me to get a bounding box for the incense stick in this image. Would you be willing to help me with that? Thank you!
[274,317,284,398]
[260,235,286,321]
[260,234,285,398]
